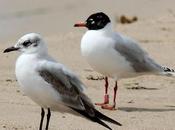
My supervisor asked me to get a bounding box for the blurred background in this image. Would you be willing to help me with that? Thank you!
[0,0,175,43]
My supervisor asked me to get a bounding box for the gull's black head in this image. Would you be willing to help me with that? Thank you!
[86,12,111,30]
[74,12,111,30]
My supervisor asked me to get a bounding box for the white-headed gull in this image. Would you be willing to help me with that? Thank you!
[4,33,122,129]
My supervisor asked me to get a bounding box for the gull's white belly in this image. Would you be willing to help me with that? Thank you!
[84,48,135,79]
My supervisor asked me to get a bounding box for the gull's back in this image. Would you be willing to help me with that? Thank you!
[113,32,163,74]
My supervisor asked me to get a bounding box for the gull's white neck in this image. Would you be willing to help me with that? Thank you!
[99,23,113,33]
[16,46,50,71]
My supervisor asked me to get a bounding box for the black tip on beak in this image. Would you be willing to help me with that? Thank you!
[74,22,86,27]
[3,46,19,53]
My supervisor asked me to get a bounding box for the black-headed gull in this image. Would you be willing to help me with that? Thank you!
[3,33,122,130]
[74,12,175,110]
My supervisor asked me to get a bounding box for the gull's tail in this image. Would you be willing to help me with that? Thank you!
[161,66,175,76]
[71,97,122,130]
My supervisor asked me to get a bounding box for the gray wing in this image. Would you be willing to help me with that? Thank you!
[37,61,93,110]
[114,34,163,73]
[36,62,122,129]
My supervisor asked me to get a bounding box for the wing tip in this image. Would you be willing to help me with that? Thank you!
[94,109,122,126]
[71,107,114,129]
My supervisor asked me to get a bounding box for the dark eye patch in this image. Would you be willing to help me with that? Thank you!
[33,43,38,47]
[23,40,32,47]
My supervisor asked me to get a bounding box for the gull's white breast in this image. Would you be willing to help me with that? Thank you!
[15,54,68,111]
[81,30,135,80]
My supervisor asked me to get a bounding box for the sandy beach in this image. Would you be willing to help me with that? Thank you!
[0,0,175,129]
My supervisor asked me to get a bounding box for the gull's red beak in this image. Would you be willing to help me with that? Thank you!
[74,22,86,27]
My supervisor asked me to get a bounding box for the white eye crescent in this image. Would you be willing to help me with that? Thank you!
[91,21,95,24]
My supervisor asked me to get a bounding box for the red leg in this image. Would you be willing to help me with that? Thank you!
[95,77,109,106]
[101,81,118,110]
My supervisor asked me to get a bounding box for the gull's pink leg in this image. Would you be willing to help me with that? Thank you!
[101,81,118,110]
[95,77,109,106]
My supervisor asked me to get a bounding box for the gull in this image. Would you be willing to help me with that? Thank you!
[74,12,175,110]
[3,33,122,130]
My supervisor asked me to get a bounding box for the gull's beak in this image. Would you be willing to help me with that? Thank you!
[74,22,86,27]
[3,46,20,53]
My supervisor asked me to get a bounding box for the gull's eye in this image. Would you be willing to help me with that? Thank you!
[87,18,95,25]
[23,40,32,47]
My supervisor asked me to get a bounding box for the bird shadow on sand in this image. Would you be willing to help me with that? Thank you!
[118,106,175,112]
